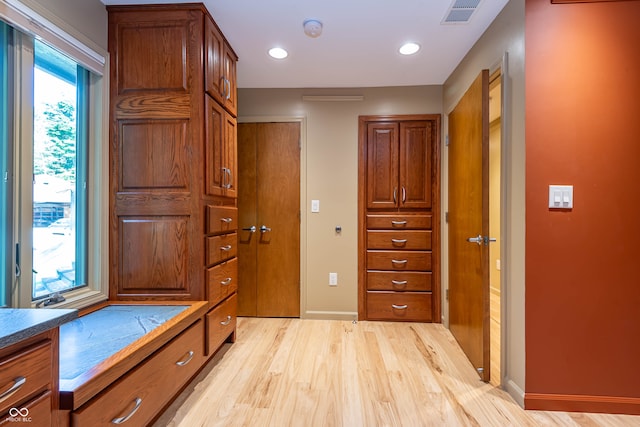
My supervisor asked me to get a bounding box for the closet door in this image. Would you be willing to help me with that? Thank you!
[237,122,300,317]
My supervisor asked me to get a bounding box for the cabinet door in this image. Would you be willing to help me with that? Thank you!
[205,96,237,198]
[204,17,224,105]
[222,45,238,116]
[400,121,432,209]
[366,123,399,209]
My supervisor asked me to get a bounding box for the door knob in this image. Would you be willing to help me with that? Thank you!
[466,235,483,245]
[242,225,256,233]
[260,225,271,233]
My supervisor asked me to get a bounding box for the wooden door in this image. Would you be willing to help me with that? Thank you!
[205,97,237,198]
[238,122,300,317]
[448,70,490,381]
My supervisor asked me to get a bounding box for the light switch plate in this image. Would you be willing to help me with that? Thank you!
[549,185,573,209]
[311,199,320,213]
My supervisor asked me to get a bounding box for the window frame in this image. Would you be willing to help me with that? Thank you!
[1,0,108,309]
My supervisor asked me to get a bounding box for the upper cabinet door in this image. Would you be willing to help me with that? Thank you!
[400,121,432,209]
[366,123,399,210]
[205,17,238,117]
[205,96,237,198]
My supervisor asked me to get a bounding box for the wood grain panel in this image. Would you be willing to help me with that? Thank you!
[207,258,237,307]
[367,230,431,250]
[114,94,191,118]
[0,341,51,415]
[366,214,432,230]
[206,294,237,355]
[205,233,237,266]
[400,121,432,209]
[119,217,190,292]
[206,205,238,235]
[72,320,205,426]
[366,292,432,321]
[116,23,191,94]
[367,271,432,292]
[119,120,189,191]
[366,123,399,209]
[367,250,431,271]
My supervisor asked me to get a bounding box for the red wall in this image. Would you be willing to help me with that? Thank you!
[525,0,640,414]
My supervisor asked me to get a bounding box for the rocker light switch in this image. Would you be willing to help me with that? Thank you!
[549,185,573,209]
[311,199,320,213]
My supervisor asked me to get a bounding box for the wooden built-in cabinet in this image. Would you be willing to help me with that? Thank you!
[0,330,58,426]
[358,115,441,322]
[102,3,238,425]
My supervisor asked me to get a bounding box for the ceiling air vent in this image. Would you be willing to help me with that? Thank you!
[443,0,482,24]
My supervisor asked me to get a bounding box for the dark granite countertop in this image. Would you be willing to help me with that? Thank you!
[59,305,189,381]
[0,308,78,349]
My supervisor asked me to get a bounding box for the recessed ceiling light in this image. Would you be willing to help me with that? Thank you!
[268,47,288,59]
[399,42,420,55]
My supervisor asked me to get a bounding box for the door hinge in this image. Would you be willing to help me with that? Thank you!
[445,135,449,146]
[446,289,449,301]
[445,212,449,223]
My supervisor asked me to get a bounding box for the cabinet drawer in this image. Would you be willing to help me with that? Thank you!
[367,214,431,230]
[72,320,205,426]
[0,391,51,426]
[367,251,431,271]
[366,292,432,322]
[0,341,51,415]
[367,230,431,250]
[367,271,432,292]
[207,258,238,307]
[206,205,238,235]
[206,233,237,266]
[206,294,237,356]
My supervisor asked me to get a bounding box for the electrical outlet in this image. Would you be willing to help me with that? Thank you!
[329,272,338,286]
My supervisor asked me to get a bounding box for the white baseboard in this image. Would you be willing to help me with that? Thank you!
[303,311,358,321]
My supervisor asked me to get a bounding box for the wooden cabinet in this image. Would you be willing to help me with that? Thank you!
[204,17,237,116]
[71,320,205,426]
[0,331,58,425]
[205,96,237,198]
[366,121,433,210]
[358,115,441,322]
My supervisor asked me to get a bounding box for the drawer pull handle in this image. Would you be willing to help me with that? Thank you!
[391,220,407,226]
[220,245,232,252]
[0,376,25,404]
[221,277,232,286]
[221,217,233,223]
[176,350,195,367]
[392,304,408,310]
[220,315,232,326]
[111,397,142,424]
[391,259,408,265]
[391,280,408,286]
[391,239,408,244]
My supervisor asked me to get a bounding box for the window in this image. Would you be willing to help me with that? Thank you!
[0,11,107,308]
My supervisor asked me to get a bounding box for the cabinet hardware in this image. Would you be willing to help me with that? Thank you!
[111,397,142,424]
[391,220,407,226]
[221,217,233,223]
[220,315,232,326]
[393,187,397,204]
[0,376,25,403]
[391,239,407,244]
[220,245,232,252]
[392,304,408,310]
[391,280,408,286]
[391,259,408,265]
[220,277,232,286]
[402,187,406,203]
[175,350,195,367]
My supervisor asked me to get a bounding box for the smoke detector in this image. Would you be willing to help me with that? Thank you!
[303,19,323,38]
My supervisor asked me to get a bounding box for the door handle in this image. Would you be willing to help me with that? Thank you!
[466,235,483,245]
[242,226,256,233]
[260,225,271,233]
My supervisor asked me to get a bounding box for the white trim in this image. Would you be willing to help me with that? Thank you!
[304,311,358,321]
[0,0,105,75]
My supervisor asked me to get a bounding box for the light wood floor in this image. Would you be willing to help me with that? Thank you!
[155,318,640,427]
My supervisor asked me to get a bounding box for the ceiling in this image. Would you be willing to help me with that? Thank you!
[101,0,509,89]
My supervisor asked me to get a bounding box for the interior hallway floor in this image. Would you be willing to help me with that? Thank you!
[155,318,640,426]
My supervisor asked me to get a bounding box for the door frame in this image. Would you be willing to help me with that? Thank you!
[443,52,510,385]
[238,115,307,318]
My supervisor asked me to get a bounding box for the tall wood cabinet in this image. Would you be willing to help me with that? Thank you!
[108,4,238,313]
[358,115,441,322]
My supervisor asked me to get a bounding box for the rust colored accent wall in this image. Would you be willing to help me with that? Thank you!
[525,0,640,414]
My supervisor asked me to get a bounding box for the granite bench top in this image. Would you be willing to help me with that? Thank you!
[59,304,189,381]
[0,308,78,349]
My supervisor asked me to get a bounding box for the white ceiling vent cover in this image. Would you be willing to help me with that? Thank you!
[443,0,482,24]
